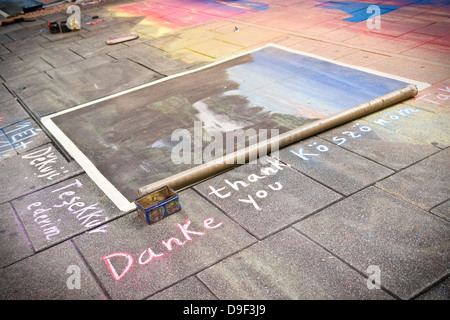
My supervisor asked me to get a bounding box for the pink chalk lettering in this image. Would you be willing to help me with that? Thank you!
[162,237,186,251]
[100,217,223,281]
[138,248,166,265]
[203,217,223,229]
[176,219,205,241]
[101,252,134,281]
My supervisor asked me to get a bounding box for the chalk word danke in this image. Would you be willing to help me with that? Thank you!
[101,218,222,281]
[22,146,69,180]
[27,179,109,241]
[208,158,286,211]
[171,121,279,165]
[290,123,372,161]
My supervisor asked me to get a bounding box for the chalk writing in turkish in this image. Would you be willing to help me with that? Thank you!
[26,178,109,241]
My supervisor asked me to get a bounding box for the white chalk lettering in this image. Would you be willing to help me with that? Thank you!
[22,146,69,180]
[207,158,286,211]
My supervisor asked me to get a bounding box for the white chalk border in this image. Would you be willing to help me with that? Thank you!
[41,43,431,212]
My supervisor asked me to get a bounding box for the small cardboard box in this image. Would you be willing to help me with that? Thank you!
[135,186,181,224]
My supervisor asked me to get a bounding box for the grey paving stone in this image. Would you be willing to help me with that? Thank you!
[80,20,140,40]
[416,278,450,300]
[0,33,13,45]
[6,25,48,41]
[198,228,393,299]
[0,44,11,58]
[148,276,218,300]
[362,104,434,131]
[395,112,450,149]
[0,83,14,103]
[431,200,450,222]
[0,240,106,300]
[5,73,81,117]
[0,129,17,161]
[40,28,91,42]
[0,22,25,36]
[45,54,114,78]
[73,189,256,300]
[363,104,450,149]
[0,202,33,268]
[194,156,341,239]
[23,47,84,68]
[376,148,450,210]
[6,57,160,117]
[3,34,48,56]
[53,58,162,103]
[318,119,439,171]
[2,118,50,154]
[71,32,129,58]
[278,137,394,196]
[12,174,121,251]
[0,55,53,81]
[0,143,83,203]
[107,43,201,76]
[293,187,450,300]
[18,18,47,29]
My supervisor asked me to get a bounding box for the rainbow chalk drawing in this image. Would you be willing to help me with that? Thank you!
[113,0,269,31]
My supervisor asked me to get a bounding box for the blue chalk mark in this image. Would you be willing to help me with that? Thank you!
[317,1,400,22]
[206,0,269,11]
[224,46,409,118]
[317,0,450,22]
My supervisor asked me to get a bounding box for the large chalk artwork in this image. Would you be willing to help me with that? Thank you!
[42,44,427,211]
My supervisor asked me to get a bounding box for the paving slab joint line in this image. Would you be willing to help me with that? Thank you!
[374,185,449,222]
[124,56,168,77]
[429,197,450,214]
[70,239,112,300]
[308,133,401,172]
[0,203,36,270]
[409,274,450,300]
[141,239,258,300]
[291,227,402,300]
[225,18,450,68]
[194,274,221,300]
[8,202,35,251]
[183,47,223,60]
[190,158,345,242]
[191,187,260,240]
[6,87,73,162]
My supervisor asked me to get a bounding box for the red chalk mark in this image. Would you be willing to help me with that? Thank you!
[113,0,267,30]
[176,218,205,241]
[138,248,166,265]
[0,116,4,122]
[100,217,223,281]
[86,19,105,25]
[203,217,223,229]
[101,252,134,281]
